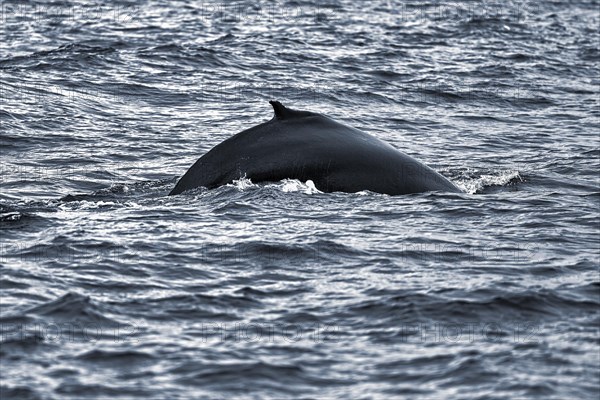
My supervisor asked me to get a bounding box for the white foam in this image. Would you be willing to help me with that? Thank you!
[227,177,322,194]
[456,170,522,194]
[228,176,256,190]
[279,179,322,194]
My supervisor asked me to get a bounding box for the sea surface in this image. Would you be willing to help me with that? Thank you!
[1,1,599,399]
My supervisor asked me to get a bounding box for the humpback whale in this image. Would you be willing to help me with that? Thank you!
[169,101,461,196]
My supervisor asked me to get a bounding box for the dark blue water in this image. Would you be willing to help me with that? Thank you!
[1,1,599,399]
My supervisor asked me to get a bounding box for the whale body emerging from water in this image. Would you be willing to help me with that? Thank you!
[169,101,462,196]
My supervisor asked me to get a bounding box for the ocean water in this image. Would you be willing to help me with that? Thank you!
[1,0,599,399]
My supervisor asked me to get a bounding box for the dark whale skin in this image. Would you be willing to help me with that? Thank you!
[169,101,462,196]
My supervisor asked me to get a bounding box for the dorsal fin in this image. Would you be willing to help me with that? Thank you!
[269,100,289,119]
[269,100,316,120]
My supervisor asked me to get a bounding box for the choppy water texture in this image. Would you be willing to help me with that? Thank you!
[1,1,599,399]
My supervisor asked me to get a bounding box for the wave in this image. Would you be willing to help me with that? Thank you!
[26,293,120,326]
[346,286,600,326]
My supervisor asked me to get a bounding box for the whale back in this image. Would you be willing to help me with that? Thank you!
[169,102,461,195]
